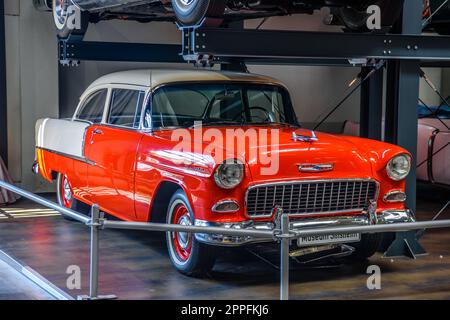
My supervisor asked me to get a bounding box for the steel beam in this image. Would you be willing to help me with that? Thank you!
[0,1,7,166]
[183,27,450,64]
[59,39,183,64]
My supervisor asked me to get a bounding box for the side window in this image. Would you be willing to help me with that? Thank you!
[77,89,108,123]
[108,89,145,128]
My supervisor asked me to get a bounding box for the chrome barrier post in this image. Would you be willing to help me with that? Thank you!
[277,209,291,301]
[89,204,100,299]
[78,205,116,300]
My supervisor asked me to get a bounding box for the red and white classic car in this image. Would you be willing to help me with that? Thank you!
[34,69,414,276]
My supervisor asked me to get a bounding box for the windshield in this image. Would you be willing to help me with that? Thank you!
[146,83,298,129]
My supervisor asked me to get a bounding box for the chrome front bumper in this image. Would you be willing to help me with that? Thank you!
[194,209,415,246]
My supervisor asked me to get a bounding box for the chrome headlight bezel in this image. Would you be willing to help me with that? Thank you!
[386,153,411,181]
[214,159,244,189]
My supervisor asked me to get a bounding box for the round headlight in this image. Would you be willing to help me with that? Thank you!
[386,154,411,181]
[214,160,244,189]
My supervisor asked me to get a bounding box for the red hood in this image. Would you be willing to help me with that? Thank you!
[152,125,375,182]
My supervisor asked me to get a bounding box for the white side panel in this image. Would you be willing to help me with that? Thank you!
[36,119,90,159]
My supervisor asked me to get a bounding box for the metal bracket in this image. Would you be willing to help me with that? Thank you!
[383,231,427,259]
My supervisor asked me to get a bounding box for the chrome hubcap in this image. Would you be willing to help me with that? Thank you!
[54,0,68,27]
[63,178,72,202]
[177,216,192,249]
[179,0,195,5]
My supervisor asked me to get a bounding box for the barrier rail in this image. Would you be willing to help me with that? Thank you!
[1,180,450,300]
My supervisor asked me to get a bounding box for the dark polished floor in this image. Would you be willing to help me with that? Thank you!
[0,184,449,300]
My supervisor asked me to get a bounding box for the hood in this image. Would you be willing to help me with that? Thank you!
[152,125,374,182]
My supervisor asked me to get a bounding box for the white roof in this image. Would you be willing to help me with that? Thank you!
[86,69,286,90]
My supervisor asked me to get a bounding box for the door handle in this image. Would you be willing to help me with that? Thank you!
[93,129,104,135]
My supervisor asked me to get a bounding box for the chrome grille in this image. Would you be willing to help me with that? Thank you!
[246,180,378,218]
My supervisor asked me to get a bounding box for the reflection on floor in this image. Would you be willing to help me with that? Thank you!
[0,185,449,300]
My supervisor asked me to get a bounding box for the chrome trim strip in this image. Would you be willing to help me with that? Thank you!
[36,147,96,166]
[245,179,380,218]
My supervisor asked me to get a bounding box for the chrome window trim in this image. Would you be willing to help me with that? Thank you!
[73,87,110,123]
[74,84,151,131]
[144,80,299,131]
[244,178,380,218]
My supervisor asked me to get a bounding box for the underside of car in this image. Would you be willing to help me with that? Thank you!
[36,0,405,38]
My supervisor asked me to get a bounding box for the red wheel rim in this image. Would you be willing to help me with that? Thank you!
[171,204,193,262]
[60,175,73,208]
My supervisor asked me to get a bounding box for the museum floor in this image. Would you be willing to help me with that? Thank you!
[0,184,449,300]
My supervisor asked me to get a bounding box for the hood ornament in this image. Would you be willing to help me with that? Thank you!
[292,130,318,142]
[298,163,334,173]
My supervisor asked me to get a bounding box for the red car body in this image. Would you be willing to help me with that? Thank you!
[34,69,414,274]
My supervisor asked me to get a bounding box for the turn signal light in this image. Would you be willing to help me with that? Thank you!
[212,200,240,213]
[384,191,407,203]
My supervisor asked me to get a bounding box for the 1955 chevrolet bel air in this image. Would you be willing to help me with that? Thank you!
[34,69,414,276]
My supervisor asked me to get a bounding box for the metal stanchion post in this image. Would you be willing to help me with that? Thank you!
[89,204,100,299]
[78,205,116,300]
[279,210,290,301]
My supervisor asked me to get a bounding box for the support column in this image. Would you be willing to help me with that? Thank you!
[360,66,383,140]
[0,0,7,167]
[384,0,422,213]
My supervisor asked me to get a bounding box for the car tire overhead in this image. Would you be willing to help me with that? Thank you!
[52,0,89,38]
[172,0,227,26]
[337,0,404,32]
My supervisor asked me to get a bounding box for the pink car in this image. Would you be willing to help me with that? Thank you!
[343,107,450,186]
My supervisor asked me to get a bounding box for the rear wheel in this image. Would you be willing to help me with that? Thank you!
[52,0,89,38]
[166,190,216,277]
[337,0,404,32]
[56,173,89,220]
[172,0,227,26]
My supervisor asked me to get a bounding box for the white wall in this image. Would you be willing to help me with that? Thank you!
[5,0,59,192]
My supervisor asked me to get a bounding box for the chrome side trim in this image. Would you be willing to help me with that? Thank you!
[36,147,96,166]
[245,179,380,218]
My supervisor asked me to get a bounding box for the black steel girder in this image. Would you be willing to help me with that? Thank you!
[182,27,450,64]
[59,38,183,65]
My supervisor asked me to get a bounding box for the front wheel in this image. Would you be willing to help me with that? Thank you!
[172,0,227,26]
[166,190,216,277]
[52,0,89,38]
